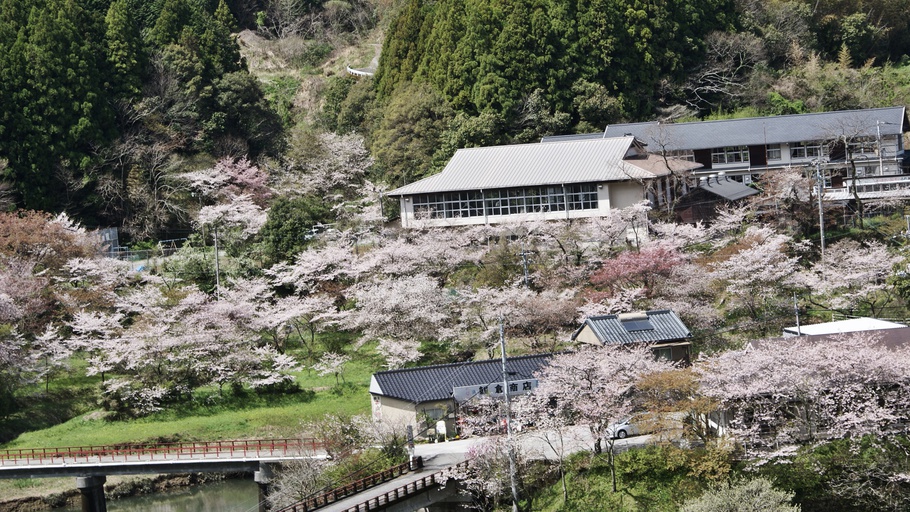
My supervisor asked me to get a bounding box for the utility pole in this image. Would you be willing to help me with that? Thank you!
[793,291,801,336]
[500,315,521,512]
[213,225,221,299]
[518,244,531,288]
[815,160,826,273]
[877,120,884,174]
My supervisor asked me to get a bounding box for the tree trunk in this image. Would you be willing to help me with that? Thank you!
[609,446,617,493]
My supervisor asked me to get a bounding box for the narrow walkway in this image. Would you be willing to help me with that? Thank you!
[319,452,466,512]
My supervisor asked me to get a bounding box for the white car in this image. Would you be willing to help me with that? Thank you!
[607,416,641,439]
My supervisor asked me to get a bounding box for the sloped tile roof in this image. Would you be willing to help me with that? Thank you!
[573,310,692,345]
[387,136,661,196]
[695,175,760,201]
[370,353,552,403]
[543,107,908,151]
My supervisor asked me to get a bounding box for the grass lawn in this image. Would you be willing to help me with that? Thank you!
[2,343,377,450]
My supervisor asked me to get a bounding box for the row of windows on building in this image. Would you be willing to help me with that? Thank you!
[412,184,599,219]
[708,139,889,165]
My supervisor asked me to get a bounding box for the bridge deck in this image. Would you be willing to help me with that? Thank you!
[0,439,326,479]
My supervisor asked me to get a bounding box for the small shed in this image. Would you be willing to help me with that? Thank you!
[676,175,759,224]
[572,310,692,364]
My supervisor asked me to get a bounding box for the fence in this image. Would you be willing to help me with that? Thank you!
[277,457,425,512]
[0,438,324,466]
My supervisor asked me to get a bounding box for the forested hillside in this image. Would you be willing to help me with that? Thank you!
[4,0,910,236]
[356,0,910,186]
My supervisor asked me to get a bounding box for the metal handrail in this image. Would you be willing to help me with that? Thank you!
[338,460,470,512]
[276,457,424,512]
[0,438,325,466]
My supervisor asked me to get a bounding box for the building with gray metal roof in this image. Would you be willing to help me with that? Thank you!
[544,107,910,202]
[386,136,700,227]
[572,310,692,363]
[369,354,552,439]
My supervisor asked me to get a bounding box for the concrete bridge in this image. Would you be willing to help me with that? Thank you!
[0,438,325,512]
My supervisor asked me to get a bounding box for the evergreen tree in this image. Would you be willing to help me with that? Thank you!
[0,0,114,210]
[105,0,146,98]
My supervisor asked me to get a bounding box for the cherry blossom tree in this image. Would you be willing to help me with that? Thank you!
[196,193,268,241]
[695,331,910,455]
[526,343,675,492]
[590,242,685,296]
[440,436,535,512]
[179,157,272,206]
[341,274,454,367]
[312,351,350,385]
[794,239,901,316]
[706,226,805,321]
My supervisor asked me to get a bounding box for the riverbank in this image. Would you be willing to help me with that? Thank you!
[0,472,240,512]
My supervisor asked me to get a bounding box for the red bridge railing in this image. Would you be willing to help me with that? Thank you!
[277,457,424,512]
[0,438,325,466]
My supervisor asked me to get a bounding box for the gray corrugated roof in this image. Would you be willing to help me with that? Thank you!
[387,137,657,196]
[696,176,760,201]
[371,353,552,403]
[545,107,907,151]
[573,310,692,345]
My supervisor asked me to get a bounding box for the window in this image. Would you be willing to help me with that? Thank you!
[711,146,749,164]
[654,347,673,361]
[667,149,695,162]
[790,141,827,159]
[766,144,781,161]
[413,184,599,220]
[848,138,877,154]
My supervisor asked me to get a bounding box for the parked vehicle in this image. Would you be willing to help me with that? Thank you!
[607,416,641,439]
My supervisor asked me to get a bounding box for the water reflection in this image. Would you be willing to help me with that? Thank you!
[59,479,259,512]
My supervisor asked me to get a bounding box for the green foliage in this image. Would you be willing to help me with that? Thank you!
[336,78,377,135]
[0,0,116,210]
[384,0,718,118]
[320,76,357,131]
[370,81,454,186]
[263,75,302,127]
[259,195,332,264]
[105,0,146,98]
[535,445,734,511]
[680,477,800,512]
[756,437,910,512]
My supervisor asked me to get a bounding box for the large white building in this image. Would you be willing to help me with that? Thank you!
[386,136,699,228]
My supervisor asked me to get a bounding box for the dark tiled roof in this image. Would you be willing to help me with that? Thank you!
[695,176,760,201]
[371,353,552,403]
[543,107,908,151]
[573,310,692,345]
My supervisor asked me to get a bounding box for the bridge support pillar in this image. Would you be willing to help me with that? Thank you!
[76,476,107,512]
[254,462,275,512]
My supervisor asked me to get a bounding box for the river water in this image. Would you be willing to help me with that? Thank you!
[58,479,260,512]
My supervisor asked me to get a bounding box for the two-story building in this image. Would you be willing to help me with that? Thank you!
[545,107,910,201]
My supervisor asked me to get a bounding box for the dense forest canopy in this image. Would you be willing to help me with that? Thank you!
[0,0,280,233]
